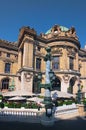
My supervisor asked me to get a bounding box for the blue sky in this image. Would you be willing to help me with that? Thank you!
[0,0,86,48]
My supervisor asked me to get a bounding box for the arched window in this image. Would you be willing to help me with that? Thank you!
[52,56,59,70]
[36,58,41,70]
[68,77,76,94]
[69,57,74,70]
[4,63,11,73]
[2,78,9,90]
[33,75,41,93]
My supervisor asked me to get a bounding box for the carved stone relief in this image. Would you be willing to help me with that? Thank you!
[51,47,63,55]
[24,72,33,82]
[67,47,76,57]
[63,74,70,83]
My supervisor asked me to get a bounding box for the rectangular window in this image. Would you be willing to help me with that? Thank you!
[0,51,2,56]
[5,63,11,73]
[36,58,41,70]
[7,53,10,57]
[52,56,59,70]
[69,57,74,70]
[37,46,41,51]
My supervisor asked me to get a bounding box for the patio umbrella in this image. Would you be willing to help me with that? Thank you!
[27,97,43,103]
[8,96,26,101]
[27,97,44,107]
[38,90,76,98]
[3,90,35,97]
[51,90,76,98]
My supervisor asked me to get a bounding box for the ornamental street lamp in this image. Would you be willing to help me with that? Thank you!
[37,46,55,118]
[77,78,82,104]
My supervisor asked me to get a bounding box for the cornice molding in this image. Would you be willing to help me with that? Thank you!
[23,38,34,44]
[54,69,81,76]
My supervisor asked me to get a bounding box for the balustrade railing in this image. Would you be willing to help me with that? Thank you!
[0,107,42,123]
[0,104,79,122]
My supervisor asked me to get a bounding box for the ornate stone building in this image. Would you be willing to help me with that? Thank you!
[0,25,86,96]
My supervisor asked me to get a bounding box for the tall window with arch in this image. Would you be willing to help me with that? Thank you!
[2,78,9,90]
[69,57,74,70]
[4,63,11,73]
[52,56,59,70]
[36,58,41,70]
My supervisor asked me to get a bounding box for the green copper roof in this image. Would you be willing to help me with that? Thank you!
[60,26,69,31]
[45,28,52,34]
[45,25,69,34]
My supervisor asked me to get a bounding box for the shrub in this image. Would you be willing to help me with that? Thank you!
[0,95,3,100]
[0,102,4,108]
[58,100,64,106]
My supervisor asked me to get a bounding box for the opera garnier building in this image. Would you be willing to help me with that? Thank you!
[0,24,86,97]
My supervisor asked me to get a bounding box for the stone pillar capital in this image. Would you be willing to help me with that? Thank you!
[23,38,34,44]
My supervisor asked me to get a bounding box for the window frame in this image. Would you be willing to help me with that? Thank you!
[52,56,59,70]
[69,57,74,70]
[4,63,11,73]
[36,58,41,70]
[7,53,10,57]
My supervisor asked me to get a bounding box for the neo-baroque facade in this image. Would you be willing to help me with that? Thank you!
[0,25,86,96]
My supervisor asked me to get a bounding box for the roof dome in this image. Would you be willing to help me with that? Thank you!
[45,28,52,34]
[60,26,69,31]
[45,25,69,34]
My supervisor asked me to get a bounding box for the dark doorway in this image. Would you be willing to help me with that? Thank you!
[33,75,41,94]
[52,77,61,91]
[68,77,76,94]
[2,78,9,90]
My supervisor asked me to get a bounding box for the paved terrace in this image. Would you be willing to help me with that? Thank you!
[0,116,86,130]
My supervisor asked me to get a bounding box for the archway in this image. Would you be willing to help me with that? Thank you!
[52,76,61,91]
[68,77,76,94]
[33,75,41,93]
[1,78,9,91]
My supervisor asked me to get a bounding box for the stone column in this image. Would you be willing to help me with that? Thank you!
[28,43,33,68]
[77,53,79,70]
[20,38,34,93]
[21,72,25,91]
[63,48,68,70]
[21,71,33,92]
[74,53,78,71]
[18,49,22,70]
[23,42,29,67]
[61,79,69,92]
[41,58,45,72]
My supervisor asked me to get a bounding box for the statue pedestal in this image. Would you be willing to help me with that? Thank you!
[40,113,55,126]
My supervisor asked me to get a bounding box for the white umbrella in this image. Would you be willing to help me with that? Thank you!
[27,97,44,107]
[27,97,43,103]
[38,90,76,98]
[51,90,76,98]
[8,96,26,101]
[3,90,35,97]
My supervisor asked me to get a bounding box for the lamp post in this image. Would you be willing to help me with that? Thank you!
[37,46,55,126]
[77,78,82,104]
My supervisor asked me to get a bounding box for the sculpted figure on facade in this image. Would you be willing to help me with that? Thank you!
[52,47,63,55]
[67,47,76,57]
[24,72,33,82]
[66,27,79,40]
